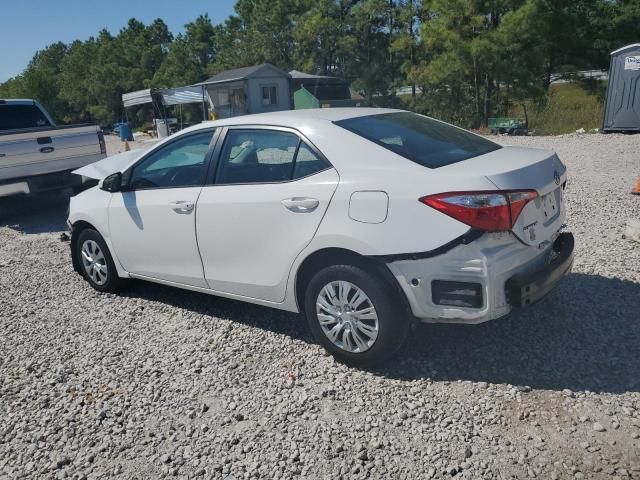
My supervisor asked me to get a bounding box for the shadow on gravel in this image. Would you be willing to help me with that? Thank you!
[123,272,640,395]
[122,281,309,341]
[393,273,640,394]
[0,191,69,234]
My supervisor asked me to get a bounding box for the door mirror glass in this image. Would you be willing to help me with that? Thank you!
[101,172,122,192]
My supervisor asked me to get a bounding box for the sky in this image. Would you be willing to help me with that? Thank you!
[0,0,237,82]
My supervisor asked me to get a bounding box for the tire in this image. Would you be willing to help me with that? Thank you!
[75,228,126,293]
[304,264,410,367]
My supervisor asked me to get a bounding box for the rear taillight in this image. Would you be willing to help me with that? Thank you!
[97,131,106,154]
[420,190,538,232]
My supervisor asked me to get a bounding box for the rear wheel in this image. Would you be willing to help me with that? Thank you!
[76,228,125,293]
[304,264,409,367]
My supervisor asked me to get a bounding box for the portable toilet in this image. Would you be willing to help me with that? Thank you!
[603,43,640,132]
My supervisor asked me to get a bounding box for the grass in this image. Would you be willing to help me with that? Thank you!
[394,81,606,136]
[511,82,605,135]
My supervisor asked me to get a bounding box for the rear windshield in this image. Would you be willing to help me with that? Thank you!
[0,104,51,131]
[335,112,501,168]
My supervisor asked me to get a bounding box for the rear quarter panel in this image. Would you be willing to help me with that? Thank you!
[282,123,499,311]
[299,123,497,256]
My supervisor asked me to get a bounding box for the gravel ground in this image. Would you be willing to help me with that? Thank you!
[104,133,159,156]
[0,133,639,480]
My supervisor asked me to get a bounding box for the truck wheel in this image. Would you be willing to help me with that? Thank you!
[304,264,409,367]
[75,228,125,293]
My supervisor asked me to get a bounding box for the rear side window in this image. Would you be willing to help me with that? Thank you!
[215,129,330,185]
[0,104,51,131]
[293,143,327,179]
[335,112,501,168]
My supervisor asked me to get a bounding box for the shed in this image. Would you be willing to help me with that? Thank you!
[289,70,362,109]
[603,43,640,132]
[194,64,291,118]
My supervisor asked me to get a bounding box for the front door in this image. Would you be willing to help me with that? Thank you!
[109,129,216,287]
[196,127,339,302]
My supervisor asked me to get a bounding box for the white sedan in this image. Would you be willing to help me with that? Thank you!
[68,108,573,366]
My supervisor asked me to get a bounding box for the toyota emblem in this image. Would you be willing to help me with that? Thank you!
[554,170,561,185]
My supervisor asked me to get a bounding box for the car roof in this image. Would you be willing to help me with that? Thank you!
[180,107,405,134]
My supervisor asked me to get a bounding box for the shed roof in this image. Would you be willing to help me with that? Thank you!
[289,70,332,79]
[195,63,290,86]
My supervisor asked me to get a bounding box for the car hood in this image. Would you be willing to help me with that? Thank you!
[72,149,144,180]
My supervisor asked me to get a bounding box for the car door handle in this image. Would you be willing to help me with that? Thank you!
[281,197,320,213]
[169,201,194,213]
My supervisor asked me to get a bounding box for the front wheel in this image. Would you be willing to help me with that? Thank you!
[75,228,126,293]
[304,264,409,367]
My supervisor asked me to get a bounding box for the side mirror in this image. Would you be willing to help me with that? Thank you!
[101,172,122,192]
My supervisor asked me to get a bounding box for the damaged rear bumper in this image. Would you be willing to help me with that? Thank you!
[385,230,574,324]
[505,232,574,307]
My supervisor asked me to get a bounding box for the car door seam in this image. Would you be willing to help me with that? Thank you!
[106,192,130,275]
[193,185,210,289]
[281,168,341,306]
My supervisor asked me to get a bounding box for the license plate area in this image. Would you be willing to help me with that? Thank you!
[541,189,559,219]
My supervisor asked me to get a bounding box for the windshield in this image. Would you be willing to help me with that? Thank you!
[335,112,501,168]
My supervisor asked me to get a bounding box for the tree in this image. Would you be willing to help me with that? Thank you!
[391,0,425,98]
[212,0,309,71]
[347,0,396,103]
[0,42,70,122]
[153,35,202,87]
[1,1,631,129]
[293,0,350,76]
[410,0,486,125]
[184,14,217,72]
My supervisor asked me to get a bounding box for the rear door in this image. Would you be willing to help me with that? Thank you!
[196,126,339,302]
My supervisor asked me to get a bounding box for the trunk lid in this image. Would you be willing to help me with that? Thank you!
[441,146,568,246]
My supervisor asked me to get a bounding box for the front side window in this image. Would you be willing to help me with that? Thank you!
[216,129,329,185]
[0,104,51,131]
[129,130,214,189]
[261,85,277,106]
[335,112,501,168]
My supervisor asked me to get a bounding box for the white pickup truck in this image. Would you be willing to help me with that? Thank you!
[0,99,107,198]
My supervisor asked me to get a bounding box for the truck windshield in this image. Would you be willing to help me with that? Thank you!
[0,104,51,131]
[335,112,501,168]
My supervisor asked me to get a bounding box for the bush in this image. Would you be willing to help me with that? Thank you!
[511,83,605,135]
